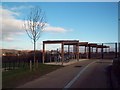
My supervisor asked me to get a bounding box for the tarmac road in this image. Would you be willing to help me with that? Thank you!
[70,60,112,88]
[18,59,112,88]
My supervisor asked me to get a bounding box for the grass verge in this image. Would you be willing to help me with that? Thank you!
[2,63,63,88]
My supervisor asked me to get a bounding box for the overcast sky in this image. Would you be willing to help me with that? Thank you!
[1,2,118,50]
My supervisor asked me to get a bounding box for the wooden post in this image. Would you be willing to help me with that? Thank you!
[92,47,93,53]
[76,44,79,61]
[96,47,98,59]
[61,43,64,65]
[86,45,88,59]
[88,45,91,59]
[109,47,110,52]
[96,47,98,53]
[101,43,103,59]
[50,51,52,62]
[72,45,74,59]
[68,45,70,61]
[115,42,117,58]
[42,43,45,64]
[73,45,75,59]
[105,48,107,53]
[118,42,120,60]
[68,45,70,55]
[85,46,86,54]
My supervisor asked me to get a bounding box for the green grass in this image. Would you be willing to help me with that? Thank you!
[2,62,29,68]
[2,63,63,88]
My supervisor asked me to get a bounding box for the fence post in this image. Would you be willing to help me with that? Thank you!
[13,59,15,70]
[8,60,10,70]
[30,60,32,71]
[36,59,38,69]
[4,59,6,71]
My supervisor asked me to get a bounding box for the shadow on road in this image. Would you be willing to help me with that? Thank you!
[74,66,82,68]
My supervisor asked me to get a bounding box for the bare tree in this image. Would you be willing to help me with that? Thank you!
[24,7,46,69]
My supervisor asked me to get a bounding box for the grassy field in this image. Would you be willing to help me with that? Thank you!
[2,63,63,88]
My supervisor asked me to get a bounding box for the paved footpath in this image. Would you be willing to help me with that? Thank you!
[18,59,112,88]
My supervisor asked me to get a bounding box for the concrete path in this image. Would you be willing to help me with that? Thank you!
[44,59,89,66]
[18,59,112,88]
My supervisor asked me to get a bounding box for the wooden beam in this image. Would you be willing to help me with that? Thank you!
[43,40,79,44]
[88,43,97,47]
[79,42,88,46]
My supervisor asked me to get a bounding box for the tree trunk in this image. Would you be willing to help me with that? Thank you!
[34,40,36,69]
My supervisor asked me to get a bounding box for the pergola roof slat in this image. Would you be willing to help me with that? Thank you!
[88,43,97,47]
[43,40,79,45]
[79,42,88,46]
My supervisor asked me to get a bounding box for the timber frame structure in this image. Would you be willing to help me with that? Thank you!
[42,40,79,65]
[42,40,110,65]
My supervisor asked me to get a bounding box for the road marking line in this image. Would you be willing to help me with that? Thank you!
[64,60,99,89]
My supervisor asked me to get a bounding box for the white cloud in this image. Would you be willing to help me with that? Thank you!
[10,5,34,11]
[1,6,72,42]
[44,24,67,33]
[45,27,66,32]
[44,23,73,33]
[1,6,25,41]
[0,6,19,17]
